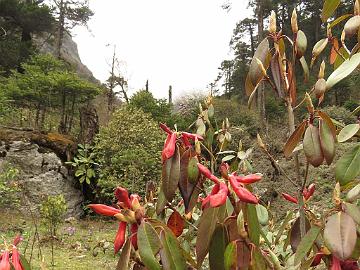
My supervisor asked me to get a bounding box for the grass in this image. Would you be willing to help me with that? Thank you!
[0,211,119,270]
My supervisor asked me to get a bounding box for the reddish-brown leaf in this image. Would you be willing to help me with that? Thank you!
[270,53,284,98]
[330,38,339,65]
[167,210,184,238]
[317,110,337,138]
[287,62,297,106]
[284,120,307,157]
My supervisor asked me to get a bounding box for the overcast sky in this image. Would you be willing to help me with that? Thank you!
[72,0,251,100]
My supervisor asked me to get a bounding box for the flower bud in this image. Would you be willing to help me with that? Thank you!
[269,11,277,34]
[305,92,314,114]
[314,78,326,99]
[219,162,230,179]
[281,193,298,204]
[291,9,298,33]
[355,0,360,15]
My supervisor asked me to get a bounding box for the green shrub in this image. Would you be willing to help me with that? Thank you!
[265,96,286,122]
[214,98,260,136]
[95,106,164,202]
[343,99,359,112]
[321,105,357,125]
[0,165,20,209]
[40,195,67,236]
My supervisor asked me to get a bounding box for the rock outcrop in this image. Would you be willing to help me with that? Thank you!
[34,32,99,84]
[0,130,83,217]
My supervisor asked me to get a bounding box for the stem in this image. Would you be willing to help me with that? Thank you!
[286,100,306,239]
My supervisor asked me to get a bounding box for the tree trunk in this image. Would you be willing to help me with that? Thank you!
[108,46,116,113]
[55,0,65,59]
[79,104,99,145]
[59,89,67,134]
[68,94,76,133]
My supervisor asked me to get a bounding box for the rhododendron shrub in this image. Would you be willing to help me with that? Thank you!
[89,1,360,269]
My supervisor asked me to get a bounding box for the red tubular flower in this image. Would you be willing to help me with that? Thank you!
[229,175,258,204]
[11,248,23,270]
[12,235,22,246]
[303,183,315,201]
[209,183,228,208]
[88,204,121,216]
[162,132,177,161]
[197,163,212,179]
[340,260,360,270]
[130,223,138,250]
[114,222,127,254]
[182,132,204,141]
[331,256,341,270]
[281,193,298,204]
[197,163,220,184]
[115,187,132,209]
[235,174,262,184]
[159,123,172,134]
[0,251,10,270]
[181,135,191,147]
[202,184,220,209]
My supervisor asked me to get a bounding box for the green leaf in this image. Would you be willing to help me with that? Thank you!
[256,204,269,226]
[294,225,321,265]
[209,225,228,270]
[338,124,360,143]
[303,125,324,167]
[321,0,341,22]
[222,155,236,162]
[247,203,261,245]
[75,169,85,177]
[162,145,181,201]
[19,254,31,270]
[324,212,357,260]
[196,206,219,267]
[326,53,360,90]
[159,230,186,270]
[179,149,198,212]
[343,202,360,225]
[336,145,360,186]
[224,242,237,270]
[330,14,352,28]
[224,241,253,270]
[156,187,168,215]
[319,119,336,165]
[246,38,270,96]
[137,222,161,270]
[346,183,360,203]
[116,239,131,270]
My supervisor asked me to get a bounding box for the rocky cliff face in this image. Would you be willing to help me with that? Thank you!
[0,133,83,217]
[34,33,99,84]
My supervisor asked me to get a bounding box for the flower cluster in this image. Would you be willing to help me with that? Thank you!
[89,187,143,254]
[160,123,203,162]
[0,235,24,270]
[197,162,261,209]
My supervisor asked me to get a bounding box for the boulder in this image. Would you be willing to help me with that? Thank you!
[0,140,83,218]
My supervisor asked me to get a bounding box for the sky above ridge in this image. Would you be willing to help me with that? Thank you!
[72,0,251,100]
